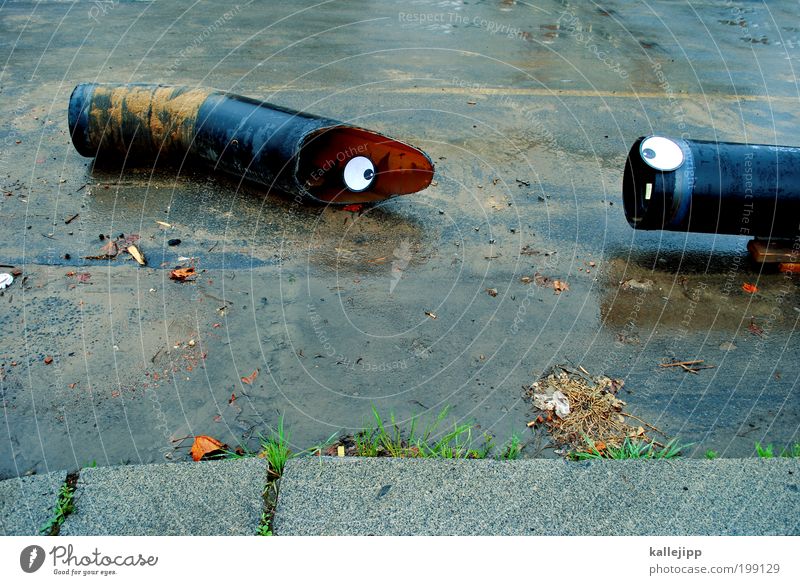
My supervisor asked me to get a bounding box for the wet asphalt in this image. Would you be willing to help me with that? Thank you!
[1,0,799,478]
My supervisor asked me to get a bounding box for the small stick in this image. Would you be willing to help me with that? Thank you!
[621,412,666,436]
[64,213,80,225]
[659,359,704,368]
[679,364,699,374]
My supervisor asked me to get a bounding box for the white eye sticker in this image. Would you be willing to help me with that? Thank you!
[342,156,376,192]
[639,135,685,171]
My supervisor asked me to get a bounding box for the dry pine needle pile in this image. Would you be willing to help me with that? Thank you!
[526,367,666,453]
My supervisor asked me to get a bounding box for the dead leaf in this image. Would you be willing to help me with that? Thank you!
[742,282,758,294]
[553,280,569,294]
[748,320,764,337]
[520,276,532,284]
[84,240,119,260]
[127,244,146,266]
[241,369,259,385]
[190,435,226,461]
[100,240,119,257]
[116,234,140,251]
[228,393,237,405]
[486,288,498,297]
[170,267,196,281]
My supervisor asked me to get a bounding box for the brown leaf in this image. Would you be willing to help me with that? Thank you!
[485,288,498,297]
[127,244,146,266]
[553,280,569,294]
[83,239,118,260]
[742,282,758,294]
[748,320,764,337]
[170,267,196,281]
[190,435,225,461]
[100,240,119,258]
[116,234,140,251]
[241,369,259,385]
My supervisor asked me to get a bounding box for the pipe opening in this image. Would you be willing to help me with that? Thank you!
[298,127,434,204]
[622,137,674,230]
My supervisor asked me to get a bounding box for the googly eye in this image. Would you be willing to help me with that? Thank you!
[639,136,685,171]
[342,156,376,192]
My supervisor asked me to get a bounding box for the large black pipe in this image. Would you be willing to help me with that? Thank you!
[68,83,434,204]
[623,135,800,238]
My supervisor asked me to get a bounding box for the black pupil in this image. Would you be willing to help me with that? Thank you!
[642,148,656,159]
[364,169,374,180]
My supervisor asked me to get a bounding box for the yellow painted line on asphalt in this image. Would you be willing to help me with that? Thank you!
[258,86,797,102]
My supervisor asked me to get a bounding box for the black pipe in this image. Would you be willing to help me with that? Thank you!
[68,83,434,205]
[623,135,800,238]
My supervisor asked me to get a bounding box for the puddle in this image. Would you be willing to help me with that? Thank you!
[2,0,799,478]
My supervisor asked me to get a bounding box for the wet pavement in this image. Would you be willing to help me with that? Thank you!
[1,0,799,478]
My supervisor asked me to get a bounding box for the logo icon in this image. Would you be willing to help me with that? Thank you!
[389,239,412,293]
[20,545,45,573]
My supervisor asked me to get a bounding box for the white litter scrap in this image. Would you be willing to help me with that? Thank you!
[532,386,571,419]
[0,273,13,290]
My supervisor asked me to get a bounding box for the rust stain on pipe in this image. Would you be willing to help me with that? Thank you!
[85,85,211,158]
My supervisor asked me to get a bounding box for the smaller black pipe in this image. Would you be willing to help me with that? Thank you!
[623,135,800,239]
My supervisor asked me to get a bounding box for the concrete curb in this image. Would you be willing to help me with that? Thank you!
[0,471,67,536]
[3,457,798,535]
[273,457,800,535]
[59,459,267,536]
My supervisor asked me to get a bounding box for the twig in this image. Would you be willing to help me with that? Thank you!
[64,213,79,225]
[659,359,704,368]
[621,412,667,436]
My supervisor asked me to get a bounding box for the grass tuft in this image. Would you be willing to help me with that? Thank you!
[41,472,78,535]
[569,437,688,461]
[498,434,523,460]
[352,406,494,459]
[260,415,292,477]
[756,442,800,458]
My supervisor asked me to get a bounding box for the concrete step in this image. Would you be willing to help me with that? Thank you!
[0,471,68,536]
[273,457,800,535]
[59,459,266,536]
